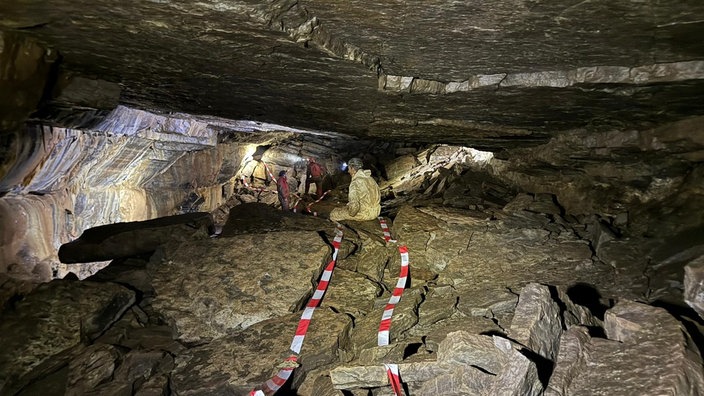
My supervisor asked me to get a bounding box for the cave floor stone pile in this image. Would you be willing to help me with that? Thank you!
[0,202,702,395]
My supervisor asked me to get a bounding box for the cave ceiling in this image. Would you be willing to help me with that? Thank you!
[2,0,704,149]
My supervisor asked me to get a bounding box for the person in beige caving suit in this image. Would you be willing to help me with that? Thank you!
[329,157,381,222]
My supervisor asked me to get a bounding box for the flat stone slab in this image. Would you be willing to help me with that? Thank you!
[149,229,332,343]
[171,309,351,395]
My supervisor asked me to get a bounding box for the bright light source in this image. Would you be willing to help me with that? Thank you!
[287,154,305,163]
[341,162,348,171]
[243,144,257,160]
[467,148,493,164]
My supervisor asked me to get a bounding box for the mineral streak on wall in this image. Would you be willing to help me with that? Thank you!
[0,115,244,281]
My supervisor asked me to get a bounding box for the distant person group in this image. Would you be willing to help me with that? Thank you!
[273,156,380,222]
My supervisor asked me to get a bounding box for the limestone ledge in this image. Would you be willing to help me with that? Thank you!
[381,60,704,94]
[93,106,217,148]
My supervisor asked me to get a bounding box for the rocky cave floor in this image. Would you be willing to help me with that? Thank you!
[1,156,704,395]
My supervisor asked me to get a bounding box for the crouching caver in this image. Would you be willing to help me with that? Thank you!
[329,157,381,222]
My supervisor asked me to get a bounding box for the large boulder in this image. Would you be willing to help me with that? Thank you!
[149,229,333,343]
[171,309,352,395]
[547,300,704,395]
[58,212,214,263]
[331,330,542,396]
[390,205,608,307]
[509,283,562,362]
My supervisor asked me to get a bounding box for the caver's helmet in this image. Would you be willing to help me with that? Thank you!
[347,157,363,169]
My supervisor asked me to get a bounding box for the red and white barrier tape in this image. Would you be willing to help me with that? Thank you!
[303,189,331,216]
[384,363,404,396]
[262,161,325,216]
[378,217,397,243]
[291,195,302,212]
[290,229,342,353]
[290,190,331,217]
[239,174,278,196]
[377,218,407,396]
[251,355,297,396]
[249,226,344,395]
[378,245,409,346]
[262,161,278,183]
[290,193,305,214]
[239,161,278,194]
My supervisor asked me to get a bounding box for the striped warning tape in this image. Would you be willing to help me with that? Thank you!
[377,218,408,396]
[291,195,303,213]
[251,355,296,396]
[262,161,279,183]
[290,189,331,217]
[238,160,278,193]
[249,226,344,395]
[290,227,342,353]
[378,217,397,243]
[384,363,403,396]
[258,161,334,216]
[239,173,278,196]
[378,245,409,346]
[262,161,320,215]
[290,192,305,214]
[304,189,331,216]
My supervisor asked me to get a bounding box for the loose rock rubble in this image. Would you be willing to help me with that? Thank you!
[1,199,702,396]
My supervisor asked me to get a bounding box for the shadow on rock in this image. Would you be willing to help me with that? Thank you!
[566,282,609,320]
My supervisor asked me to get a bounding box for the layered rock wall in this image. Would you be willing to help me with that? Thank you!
[0,113,231,280]
[0,106,394,282]
[490,117,704,237]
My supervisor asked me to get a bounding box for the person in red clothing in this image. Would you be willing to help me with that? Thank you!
[305,157,325,198]
[277,170,290,211]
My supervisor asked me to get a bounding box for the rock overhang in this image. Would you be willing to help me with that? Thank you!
[1,0,703,148]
